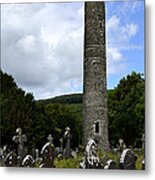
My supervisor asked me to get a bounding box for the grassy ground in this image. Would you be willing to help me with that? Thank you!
[54,150,144,169]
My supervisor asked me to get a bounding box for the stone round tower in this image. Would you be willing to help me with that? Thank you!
[83,1,109,151]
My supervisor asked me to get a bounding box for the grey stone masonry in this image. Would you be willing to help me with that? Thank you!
[83,1,109,151]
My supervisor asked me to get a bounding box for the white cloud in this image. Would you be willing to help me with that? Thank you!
[115,0,143,17]
[106,14,139,76]
[108,48,123,62]
[107,48,127,75]
[122,23,139,38]
[17,35,37,53]
[1,3,84,99]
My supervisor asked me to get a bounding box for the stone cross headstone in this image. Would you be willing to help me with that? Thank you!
[40,134,55,168]
[12,128,27,164]
[119,148,136,169]
[63,127,71,158]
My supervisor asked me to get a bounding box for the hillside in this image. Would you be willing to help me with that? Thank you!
[37,93,83,105]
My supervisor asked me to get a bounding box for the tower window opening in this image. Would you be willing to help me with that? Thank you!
[95,122,99,133]
[99,21,103,28]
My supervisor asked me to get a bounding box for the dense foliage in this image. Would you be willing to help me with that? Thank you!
[0,71,35,148]
[108,71,145,147]
[0,70,144,150]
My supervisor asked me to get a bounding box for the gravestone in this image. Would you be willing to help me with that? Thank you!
[32,148,42,166]
[71,150,77,159]
[4,150,17,167]
[141,158,145,170]
[119,148,136,169]
[59,138,63,154]
[40,134,55,168]
[80,139,100,169]
[118,138,126,153]
[12,128,27,163]
[99,155,109,168]
[63,127,71,158]
[0,147,5,166]
[141,133,145,149]
[22,155,34,167]
[104,159,117,169]
[83,1,109,150]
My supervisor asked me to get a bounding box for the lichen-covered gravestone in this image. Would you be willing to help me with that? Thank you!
[141,133,145,149]
[4,150,17,167]
[12,128,27,165]
[40,134,55,168]
[63,127,71,158]
[118,138,126,153]
[119,148,137,169]
[22,155,34,167]
[80,139,100,169]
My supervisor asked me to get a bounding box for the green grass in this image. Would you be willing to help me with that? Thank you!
[54,150,144,169]
[54,153,83,168]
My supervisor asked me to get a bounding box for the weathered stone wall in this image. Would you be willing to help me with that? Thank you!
[83,1,109,150]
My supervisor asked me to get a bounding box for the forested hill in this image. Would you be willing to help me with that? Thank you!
[36,90,115,105]
[37,93,83,105]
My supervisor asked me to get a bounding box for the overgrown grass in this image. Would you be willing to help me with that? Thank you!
[54,150,144,169]
[54,153,83,168]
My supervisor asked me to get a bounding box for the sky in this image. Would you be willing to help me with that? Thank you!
[1,0,144,100]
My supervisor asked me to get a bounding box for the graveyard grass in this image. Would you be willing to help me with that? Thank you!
[54,150,144,169]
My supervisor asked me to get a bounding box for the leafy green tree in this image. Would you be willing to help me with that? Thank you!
[44,103,82,148]
[0,70,35,148]
[108,71,145,147]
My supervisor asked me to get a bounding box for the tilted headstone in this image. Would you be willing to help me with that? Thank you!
[22,155,34,167]
[12,128,27,164]
[63,127,71,158]
[119,148,136,169]
[40,134,55,168]
[57,154,63,161]
[104,159,117,169]
[4,150,17,167]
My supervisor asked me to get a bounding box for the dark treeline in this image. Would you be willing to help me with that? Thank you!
[0,70,144,151]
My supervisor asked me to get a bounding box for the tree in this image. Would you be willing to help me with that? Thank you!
[44,103,82,148]
[0,70,35,148]
[108,71,145,147]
